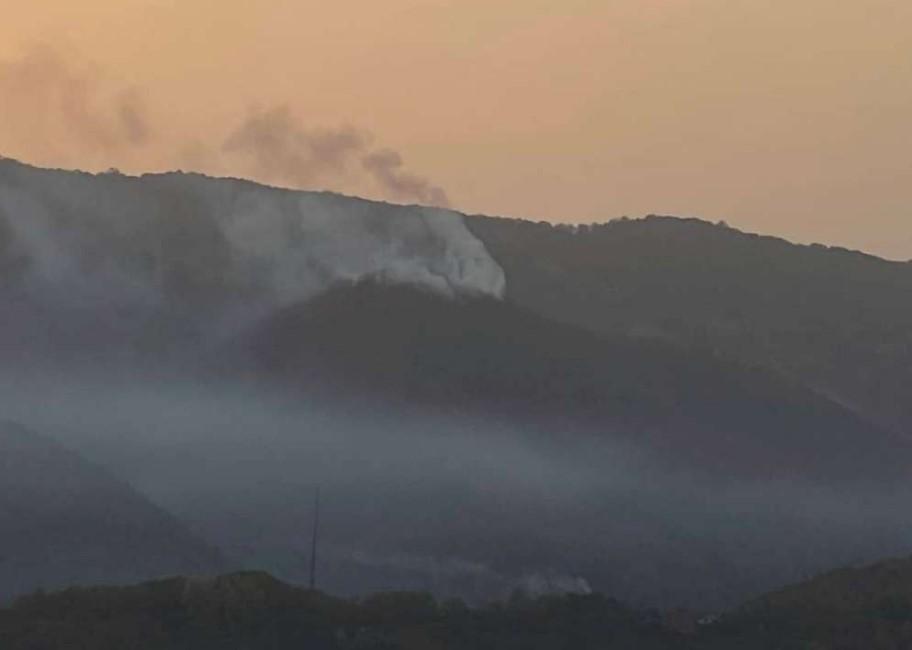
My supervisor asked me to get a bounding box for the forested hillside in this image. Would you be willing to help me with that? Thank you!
[469,214,912,433]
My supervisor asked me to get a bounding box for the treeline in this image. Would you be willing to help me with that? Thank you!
[7,567,912,649]
[467,213,912,434]
[0,572,682,650]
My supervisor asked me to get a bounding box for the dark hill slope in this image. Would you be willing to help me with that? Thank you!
[704,555,912,649]
[0,421,223,600]
[225,282,908,483]
[468,214,912,433]
[0,571,686,650]
[10,560,912,650]
[11,560,912,650]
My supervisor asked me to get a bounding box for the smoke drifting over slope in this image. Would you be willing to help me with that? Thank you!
[0,159,504,350]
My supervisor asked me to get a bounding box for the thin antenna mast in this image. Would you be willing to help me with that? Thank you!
[309,486,320,590]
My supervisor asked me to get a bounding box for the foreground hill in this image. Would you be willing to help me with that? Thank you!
[704,555,912,649]
[226,281,908,484]
[0,571,686,650]
[468,214,912,433]
[196,283,912,608]
[0,421,223,600]
[8,557,912,649]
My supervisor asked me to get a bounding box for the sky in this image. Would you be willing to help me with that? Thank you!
[0,0,910,259]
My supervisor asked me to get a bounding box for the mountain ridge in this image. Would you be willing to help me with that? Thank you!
[8,553,912,649]
[467,213,912,433]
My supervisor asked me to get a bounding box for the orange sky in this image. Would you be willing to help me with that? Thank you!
[1,0,910,258]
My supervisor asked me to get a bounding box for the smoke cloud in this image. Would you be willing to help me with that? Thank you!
[362,148,450,208]
[0,46,451,208]
[0,47,151,164]
[222,106,450,207]
[117,88,152,146]
[222,106,367,188]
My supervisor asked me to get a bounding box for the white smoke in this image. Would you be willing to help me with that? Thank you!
[0,160,505,325]
[219,187,505,304]
[519,571,593,597]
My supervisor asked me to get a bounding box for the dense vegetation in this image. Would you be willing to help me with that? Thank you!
[707,556,912,649]
[8,559,912,650]
[469,214,912,434]
[0,572,685,650]
[227,281,908,484]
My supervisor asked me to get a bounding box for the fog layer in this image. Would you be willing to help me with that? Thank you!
[2,368,909,609]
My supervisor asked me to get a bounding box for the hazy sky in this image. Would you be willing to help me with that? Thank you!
[1,1,910,258]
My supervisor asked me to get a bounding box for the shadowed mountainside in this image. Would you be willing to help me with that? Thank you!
[0,421,223,600]
[468,214,912,434]
[224,281,910,484]
[704,555,912,648]
[0,571,687,650]
[8,557,912,649]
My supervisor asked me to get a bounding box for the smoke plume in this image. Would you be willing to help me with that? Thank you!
[0,47,151,164]
[362,148,450,208]
[0,47,451,208]
[222,106,367,188]
[222,106,450,207]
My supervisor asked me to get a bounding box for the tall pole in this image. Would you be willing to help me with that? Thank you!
[309,486,320,591]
